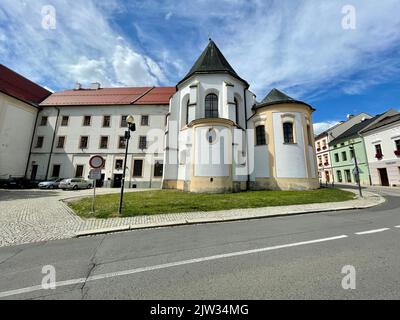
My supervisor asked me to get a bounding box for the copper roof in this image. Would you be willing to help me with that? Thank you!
[0,64,51,105]
[40,86,176,106]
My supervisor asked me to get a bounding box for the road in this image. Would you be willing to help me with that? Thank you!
[0,186,399,300]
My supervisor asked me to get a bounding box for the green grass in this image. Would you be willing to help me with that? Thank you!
[67,188,355,219]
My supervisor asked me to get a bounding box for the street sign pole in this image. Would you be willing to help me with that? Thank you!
[89,156,104,215]
[350,144,363,198]
[92,178,96,213]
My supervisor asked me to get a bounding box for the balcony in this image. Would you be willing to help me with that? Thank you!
[375,152,383,160]
[394,150,400,156]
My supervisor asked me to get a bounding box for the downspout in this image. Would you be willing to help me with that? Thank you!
[243,88,250,190]
[45,107,60,180]
[25,106,41,179]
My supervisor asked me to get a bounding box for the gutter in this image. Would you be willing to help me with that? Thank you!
[45,107,60,180]
[243,88,250,190]
[24,106,42,179]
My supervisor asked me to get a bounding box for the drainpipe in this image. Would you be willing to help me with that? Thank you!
[45,107,60,180]
[25,106,41,179]
[243,88,250,190]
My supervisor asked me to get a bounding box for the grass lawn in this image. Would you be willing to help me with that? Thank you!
[68,188,355,219]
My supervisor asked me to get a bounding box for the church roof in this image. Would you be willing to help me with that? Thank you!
[177,39,249,87]
[254,88,315,111]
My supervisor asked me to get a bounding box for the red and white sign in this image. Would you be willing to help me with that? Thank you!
[89,155,104,169]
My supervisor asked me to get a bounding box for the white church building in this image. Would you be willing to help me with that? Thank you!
[2,40,319,192]
[163,40,318,192]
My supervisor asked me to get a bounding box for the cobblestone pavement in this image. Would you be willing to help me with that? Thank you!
[0,187,385,247]
[0,188,144,247]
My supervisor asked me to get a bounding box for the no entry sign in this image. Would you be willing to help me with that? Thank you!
[89,155,104,169]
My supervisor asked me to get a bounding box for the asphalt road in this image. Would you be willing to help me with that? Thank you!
[0,186,399,300]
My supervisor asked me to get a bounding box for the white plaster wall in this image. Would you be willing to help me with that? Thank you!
[0,92,38,179]
[253,145,270,178]
[273,112,307,178]
[29,104,168,182]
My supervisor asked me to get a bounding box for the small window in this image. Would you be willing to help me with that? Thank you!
[283,122,294,144]
[83,116,91,126]
[99,136,108,149]
[154,161,163,177]
[52,165,61,178]
[395,139,400,151]
[139,136,147,149]
[40,116,48,126]
[56,136,65,149]
[345,170,352,183]
[103,115,111,127]
[133,160,143,177]
[307,124,313,146]
[342,151,347,161]
[35,136,44,148]
[207,129,217,144]
[186,100,190,125]
[375,144,382,154]
[121,115,128,127]
[334,153,339,162]
[234,98,239,124]
[75,165,84,178]
[350,148,355,159]
[337,170,343,183]
[79,136,88,149]
[141,115,149,126]
[205,94,218,118]
[115,159,123,170]
[118,136,126,149]
[255,125,266,145]
[61,116,69,126]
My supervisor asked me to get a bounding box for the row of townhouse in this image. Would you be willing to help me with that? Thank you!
[315,109,400,187]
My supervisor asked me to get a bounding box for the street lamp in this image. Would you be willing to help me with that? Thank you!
[119,115,136,214]
[349,144,363,198]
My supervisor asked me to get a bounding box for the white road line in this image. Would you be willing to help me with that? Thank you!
[0,234,348,298]
[355,228,390,235]
[395,226,400,228]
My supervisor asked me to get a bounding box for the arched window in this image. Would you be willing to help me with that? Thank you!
[205,94,218,118]
[283,122,294,144]
[307,123,313,146]
[234,98,239,124]
[255,125,266,145]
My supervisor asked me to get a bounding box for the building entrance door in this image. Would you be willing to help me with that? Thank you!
[31,165,38,181]
[113,174,123,188]
[378,168,389,186]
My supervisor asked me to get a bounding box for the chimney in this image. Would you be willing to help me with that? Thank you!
[74,82,82,90]
[91,82,101,90]
[347,114,354,120]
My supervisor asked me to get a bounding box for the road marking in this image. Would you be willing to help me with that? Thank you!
[355,228,390,235]
[0,234,348,298]
[395,226,400,228]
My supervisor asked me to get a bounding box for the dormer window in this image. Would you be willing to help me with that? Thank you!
[205,94,218,118]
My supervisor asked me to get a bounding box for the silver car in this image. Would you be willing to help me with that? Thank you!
[59,178,92,190]
[38,178,64,189]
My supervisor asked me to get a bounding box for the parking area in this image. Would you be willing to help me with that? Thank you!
[0,188,145,247]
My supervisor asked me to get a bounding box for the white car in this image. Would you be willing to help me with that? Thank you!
[59,178,92,190]
[38,178,64,189]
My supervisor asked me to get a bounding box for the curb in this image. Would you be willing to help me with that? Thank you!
[75,190,386,238]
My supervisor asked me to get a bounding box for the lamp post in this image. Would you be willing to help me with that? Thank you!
[119,115,136,214]
[349,144,363,198]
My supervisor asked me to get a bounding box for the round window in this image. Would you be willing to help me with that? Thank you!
[207,128,217,144]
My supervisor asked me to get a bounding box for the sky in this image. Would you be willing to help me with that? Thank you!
[1,0,400,133]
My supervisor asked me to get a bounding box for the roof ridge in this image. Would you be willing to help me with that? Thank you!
[130,86,155,104]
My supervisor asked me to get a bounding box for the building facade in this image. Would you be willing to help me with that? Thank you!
[0,64,51,181]
[360,111,400,186]
[3,40,319,193]
[163,40,319,192]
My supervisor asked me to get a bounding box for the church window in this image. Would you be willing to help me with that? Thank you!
[205,94,218,118]
[186,100,190,124]
[255,125,266,145]
[234,98,239,124]
[283,122,294,144]
[207,128,217,144]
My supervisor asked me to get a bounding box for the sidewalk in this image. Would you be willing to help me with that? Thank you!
[75,189,385,237]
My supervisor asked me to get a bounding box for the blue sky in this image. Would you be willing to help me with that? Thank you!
[1,0,399,133]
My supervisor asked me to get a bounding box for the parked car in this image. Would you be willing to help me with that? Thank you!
[38,178,64,189]
[59,178,92,190]
[5,177,38,189]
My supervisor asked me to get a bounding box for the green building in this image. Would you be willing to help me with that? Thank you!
[328,116,379,186]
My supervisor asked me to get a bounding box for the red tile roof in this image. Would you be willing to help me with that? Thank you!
[40,86,176,106]
[0,64,51,105]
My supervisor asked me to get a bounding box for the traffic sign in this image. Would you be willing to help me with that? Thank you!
[89,168,102,180]
[89,155,104,169]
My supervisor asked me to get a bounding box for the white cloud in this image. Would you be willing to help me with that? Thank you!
[313,121,340,135]
[0,0,167,89]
